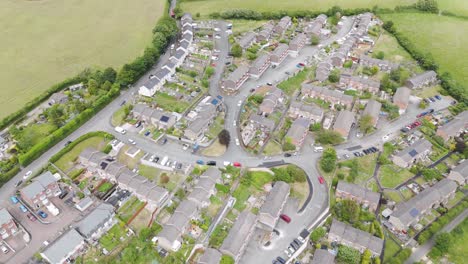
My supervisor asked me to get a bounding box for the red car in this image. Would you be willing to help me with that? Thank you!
[318,176,325,184]
[233,162,242,167]
[280,214,291,223]
[298,62,305,66]
[27,213,36,222]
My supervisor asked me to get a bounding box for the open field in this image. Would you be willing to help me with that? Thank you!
[380,13,468,90]
[181,0,416,17]
[0,0,165,119]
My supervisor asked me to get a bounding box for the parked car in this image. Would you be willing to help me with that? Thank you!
[284,153,292,157]
[160,138,168,145]
[27,213,37,222]
[288,246,295,254]
[128,139,136,145]
[10,196,19,204]
[290,242,298,251]
[59,190,69,199]
[429,97,436,102]
[280,214,291,223]
[299,62,305,66]
[19,205,28,213]
[144,130,151,136]
[318,176,325,184]
[233,162,242,167]
[23,170,32,179]
[38,211,48,218]
[276,257,286,264]
[120,100,126,106]
[1,245,9,254]
[15,180,23,187]
[401,127,410,133]
[196,160,204,165]
[206,161,217,166]
[284,250,292,258]
[266,82,273,86]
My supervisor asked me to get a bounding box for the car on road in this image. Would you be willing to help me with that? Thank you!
[1,245,9,254]
[214,35,221,39]
[429,97,436,102]
[160,138,168,145]
[182,144,189,150]
[10,196,19,204]
[284,250,292,258]
[235,138,240,146]
[65,140,72,146]
[284,153,292,157]
[144,130,151,136]
[15,180,23,187]
[23,170,32,179]
[290,242,298,250]
[206,161,216,166]
[343,154,350,159]
[128,139,136,145]
[298,62,305,67]
[318,176,325,184]
[27,213,37,222]
[196,160,204,165]
[237,100,242,107]
[38,211,48,218]
[266,82,273,86]
[19,205,28,213]
[280,214,291,223]
[233,162,241,167]
[120,100,126,106]
[250,88,255,93]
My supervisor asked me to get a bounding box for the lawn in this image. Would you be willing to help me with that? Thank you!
[206,114,225,139]
[111,104,130,127]
[54,135,109,171]
[230,20,269,34]
[437,218,468,264]
[383,238,401,263]
[98,182,114,193]
[232,184,251,211]
[379,13,468,92]
[139,164,160,181]
[278,67,314,95]
[118,196,145,223]
[14,123,57,151]
[379,164,414,188]
[99,223,127,251]
[372,31,413,62]
[154,93,190,113]
[263,140,282,155]
[117,145,145,170]
[384,190,403,203]
[0,0,165,119]
[201,140,226,157]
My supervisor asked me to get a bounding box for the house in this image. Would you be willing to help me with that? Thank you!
[340,75,380,94]
[274,16,291,35]
[40,229,86,264]
[75,197,94,212]
[132,104,177,130]
[448,159,468,186]
[315,60,333,81]
[301,84,354,109]
[181,13,193,27]
[157,200,199,252]
[288,101,324,123]
[436,111,468,140]
[311,249,335,264]
[187,168,221,207]
[329,219,384,256]
[138,77,162,97]
[391,139,432,168]
[250,115,276,132]
[221,66,250,94]
[75,203,115,241]
[305,15,328,39]
[359,55,398,72]
[20,171,61,208]
[48,92,69,105]
[220,211,257,263]
[330,52,347,67]
[258,181,290,230]
[332,110,355,139]
[362,100,382,127]
[288,33,307,57]
[249,54,271,79]
[0,208,19,241]
[68,83,84,92]
[184,104,217,141]
[238,32,256,50]
[393,87,411,114]
[256,23,274,42]
[259,87,283,115]
[389,179,458,231]
[270,44,289,66]
[198,248,222,264]
[285,118,311,149]
[336,181,380,212]
[405,71,437,89]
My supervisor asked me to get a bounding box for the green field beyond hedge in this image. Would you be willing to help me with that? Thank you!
[0,0,165,119]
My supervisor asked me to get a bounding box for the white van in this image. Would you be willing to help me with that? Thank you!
[313,146,324,152]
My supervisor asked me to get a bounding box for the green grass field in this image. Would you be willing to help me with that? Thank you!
[0,0,165,119]
[379,164,414,188]
[54,135,108,171]
[380,13,468,90]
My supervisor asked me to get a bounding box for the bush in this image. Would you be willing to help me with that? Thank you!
[160,174,170,184]
[320,148,337,173]
[310,227,326,242]
[315,130,344,145]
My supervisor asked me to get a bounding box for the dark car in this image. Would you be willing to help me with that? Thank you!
[290,242,298,251]
[206,161,217,166]
[266,82,273,86]
[176,163,182,170]
[59,190,69,199]
[363,149,369,155]
[284,153,292,157]
[424,98,431,104]
[120,100,126,106]
[435,95,442,100]
[353,152,359,157]
[294,238,302,245]
[401,127,410,133]
[144,130,151,136]
[37,211,48,218]
[160,138,168,145]
[276,257,286,264]
[428,109,435,113]
[429,97,436,102]
[65,140,72,146]
[15,180,23,187]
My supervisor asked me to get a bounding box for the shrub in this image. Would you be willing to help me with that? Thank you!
[160,174,170,184]
[320,148,337,173]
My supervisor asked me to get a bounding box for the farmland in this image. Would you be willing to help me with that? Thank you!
[0,0,165,119]
[379,13,468,92]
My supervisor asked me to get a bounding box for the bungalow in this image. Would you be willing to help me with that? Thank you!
[258,181,290,230]
[270,44,289,66]
[447,159,468,186]
[40,229,86,264]
[336,181,380,212]
[238,32,256,50]
[20,171,61,209]
[274,16,291,35]
[362,100,382,127]
[75,203,115,241]
[256,23,274,42]
[198,248,222,264]
[221,66,250,94]
[405,71,437,89]
[249,54,271,79]
[288,101,324,123]
[332,110,355,139]
[285,118,311,149]
[220,211,257,263]
[392,139,432,168]
[258,87,283,115]
[0,208,19,241]
[359,55,398,72]
[288,33,307,57]
[393,87,411,114]
[436,111,468,140]
[389,179,457,231]
[329,219,384,256]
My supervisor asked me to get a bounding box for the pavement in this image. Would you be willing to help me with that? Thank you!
[404,209,468,264]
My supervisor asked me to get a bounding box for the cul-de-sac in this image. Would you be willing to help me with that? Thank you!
[0,0,467,264]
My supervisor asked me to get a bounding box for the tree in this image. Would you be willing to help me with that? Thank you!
[434,232,452,254]
[315,130,344,145]
[382,21,394,32]
[361,249,372,264]
[231,43,243,58]
[160,174,170,184]
[419,100,428,109]
[415,0,439,13]
[337,245,361,264]
[328,69,340,83]
[454,138,466,154]
[87,78,99,95]
[218,129,231,146]
[310,227,326,242]
[359,114,374,134]
[310,122,322,132]
[335,199,360,223]
[320,147,337,173]
[205,66,215,78]
[374,51,385,60]
[102,67,117,83]
[283,138,296,151]
[45,104,65,126]
[220,255,234,264]
[311,35,320,45]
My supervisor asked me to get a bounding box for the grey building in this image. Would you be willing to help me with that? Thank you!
[436,110,468,140]
[392,139,432,168]
[222,66,250,94]
[187,168,221,207]
[286,118,311,149]
[198,248,222,264]
[259,87,283,115]
[405,71,437,89]
[274,16,291,35]
[220,211,257,263]
[311,249,335,264]
[359,55,398,72]
[393,87,411,114]
[40,229,86,264]
[362,99,382,127]
[336,181,380,212]
[75,203,115,241]
[256,23,274,42]
[258,181,290,230]
[332,110,355,139]
[270,44,289,65]
[447,159,468,186]
[249,54,271,79]
[288,101,324,123]
[238,32,256,50]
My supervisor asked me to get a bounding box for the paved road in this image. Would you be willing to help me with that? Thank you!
[405,209,468,264]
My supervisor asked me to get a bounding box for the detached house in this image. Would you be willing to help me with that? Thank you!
[392,139,432,168]
[393,87,411,114]
[336,181,380,212]
[220,211,257,263]
[285,118,311,149]
[258,181,290,230]
[270,44,289,66]
[333,110,355,139]
[0,208,19,241]
[20,171,61,209]
[221,66,250,94]
[406,71,437,89]
[436,111,468,140]
[249,54,271,79]
[362,100,382,127]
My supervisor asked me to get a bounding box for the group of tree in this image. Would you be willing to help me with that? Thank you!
[337,245,361,264]
[359,114,375,134]
[231,42,243,57]
[271,165,307,183]
[315,130,344,145]
[218,129,231,146]
[320,147,337,173]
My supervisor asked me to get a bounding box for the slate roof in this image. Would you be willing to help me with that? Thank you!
[286,118,310,143]
[272,43,289,57]
[250,115,275,131]
[250,54,270,70]
[336,181,380,205]
[76,203,114,239]
[220,211,257,257]
[41,229,84,264]
[393,87,411,108]
[0,208,13,226]
[333,110,355,137]
[226,66,249,83]
[437,111,468,138]
[394,139,432,163]
[329,219,384,255]
[238,32,256,49]
[21,171,58,199]
[198,248,222,264]
[452,159,468,177]
[311,249,335,264]
[362,99,382,122]
[259,181,290,217]
[406,71,437,87]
